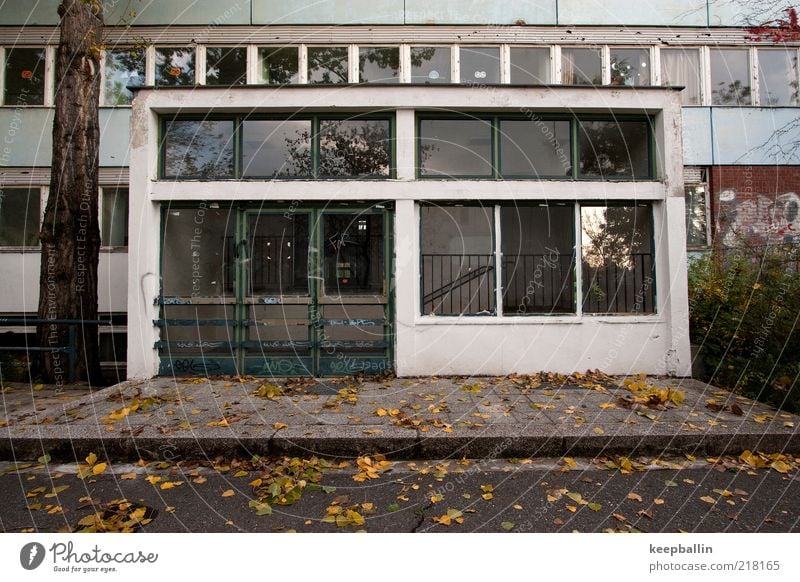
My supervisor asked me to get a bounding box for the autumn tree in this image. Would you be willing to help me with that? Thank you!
[36,0,105,383]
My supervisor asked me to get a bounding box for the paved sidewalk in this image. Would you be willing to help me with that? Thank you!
[1,373,798,460]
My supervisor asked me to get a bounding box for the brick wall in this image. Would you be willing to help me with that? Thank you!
[709,166,800,247]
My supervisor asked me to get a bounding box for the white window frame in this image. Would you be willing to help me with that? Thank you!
[99,185,129,250]
[305,44,350,85]
[608,45,654,86]
[506,45,554,85]
[354,45,403,84]
[456,45,502,85]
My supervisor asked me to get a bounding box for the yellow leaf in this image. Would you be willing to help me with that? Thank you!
[208,418,230,427]
[627,492,643,502]
[593,427,605,435]
[430,494,444,503]
[120,473,137,480]
[92,462,107,475]
[480,484,494,493]
[482,493,494,501]
[566,505,577,513]
[145,475,161,485]
[375,408,387,416]
[234,470,249,478]
[193,476,207,484]
[273,422,288,430]
[699,496,716,504]
[249,478,263,487]
[222,489,235,497]
[654,498,665,505]
[85,453,98,466]
[562,457,578,470]
[599,402,616,409]
[771,460,791,474]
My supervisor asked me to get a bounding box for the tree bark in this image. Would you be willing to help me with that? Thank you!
[36,0,105,384]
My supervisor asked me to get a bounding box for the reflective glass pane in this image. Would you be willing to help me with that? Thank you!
[242,119,312,177]
[581,205,654,314]
[249,213,309,295]
[318,119,391,177]
[104,48,145,105]
[578,120,651,179]
[660,49,701,105]
[685,184,709,247]
[259,47,299,84]
[561,48,602,85]
[420,205,495,315]
[4,48,45,105]
[359,47,399,83]
[205,46,247,86]
[410,47,451,84]
[0,187,39,246]
[510,47,549,85]
[101,188,128,246]
[323,214,384,295]
[610,48,650,86]
[459,47,500,84]
[161,205,235,296]
[155,47,195,86]
[758,49,798,106]
[419,118,493,177]
[501,204,575,314]
[162,119,235,178]
[499,119,572,177]
[307,47,348,84]
[710,48,751,105]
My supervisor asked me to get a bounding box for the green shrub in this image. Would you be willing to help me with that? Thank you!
[688,246,800,412]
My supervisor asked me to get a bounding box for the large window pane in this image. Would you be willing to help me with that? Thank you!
[420,205,495,315]
[318,119,391,177]
[101,188,128,247]
[581,205,654,314]
[205,46,247,86]
[561,48,602,86]
[499,119,572,178]
[3,48,45,105]
[359,47,399,83]
[419,118,493,177]
[242,119,312,177]
[758,48,798,106]
[501,204,575,314]
[578,120,651,179]
[685,183,709,248]
[155,47,195,86]
[103,48,145,105]
[410,47,451,84]
[0,187,39,246]
[323,214,384,294]
[258,47,299,84]
[248,213,309,295]
[460,47,500,84]
[610,48,650,86]
[162,119,235,178]
[710,48,751,105]
[660,49,702,105]
[307,47,348,84]
[510,47,549,85]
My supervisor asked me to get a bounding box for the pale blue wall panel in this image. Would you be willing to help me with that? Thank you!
[405,0,555,25]
[558,0,707,26]
[681,107,713,165]
[0,0,60,25]
[99,108,130,166]
[253,0,404,25]
[0,107,52,166]
[708,0,787,27]
[711,108,800,165]
[105,1,251,26]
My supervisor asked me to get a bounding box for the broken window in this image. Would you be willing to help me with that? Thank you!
[103,48,145,105]
[509,47,550,85]
[499,119,572,178]
[501,204,575,314]
[0,187,39,246]
[418,118,494,177]
[581,204,655,314]
[162,119,235,179]
[578,119,651,179]
[710,48,751,105]
[410,47,451,84]
[660,48,702,105]
[307,47,349,84]
[359,47,400,83]
[241,119,312,177]
[258,47,299,84]
[420,205,495,315]
[155,47,196,86]
[561,48,603,86]
[610,48,650,86]
[318,119,391,177]
[459,47,500,84]
[758,48,799,106]
[205,46,247,86]
[3,47,46,105]
[101,187,128,247]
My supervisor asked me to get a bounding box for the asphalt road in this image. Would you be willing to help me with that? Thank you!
[1,458,798,533]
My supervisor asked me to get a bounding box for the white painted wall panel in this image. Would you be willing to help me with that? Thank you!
[682,107,714,165]
[711,108,800,165]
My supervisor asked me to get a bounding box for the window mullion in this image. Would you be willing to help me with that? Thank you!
[574,201,583,318]
[494,204,503,317]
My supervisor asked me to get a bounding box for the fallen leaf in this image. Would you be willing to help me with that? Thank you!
[222,489,235,497]
[500,521,515,531]
[120,473,137,480]
[700,496,716,504]
[627,492,643,502]
[273,422,288,431]
[92,462,107,476]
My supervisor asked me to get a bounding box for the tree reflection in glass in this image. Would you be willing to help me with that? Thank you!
[242,120,312,177]
[318,119,391,177]
[162,119,235,178]
[308,47,349,84]
[104,48,145,105]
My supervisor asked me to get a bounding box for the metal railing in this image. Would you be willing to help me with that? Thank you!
[501,253,575,314]
[421,254,495,315]
[581,253,654,313]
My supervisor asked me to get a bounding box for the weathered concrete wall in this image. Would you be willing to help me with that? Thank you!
[711,166,800,247]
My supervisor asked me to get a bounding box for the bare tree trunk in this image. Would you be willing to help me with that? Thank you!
[36,0,104,384]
